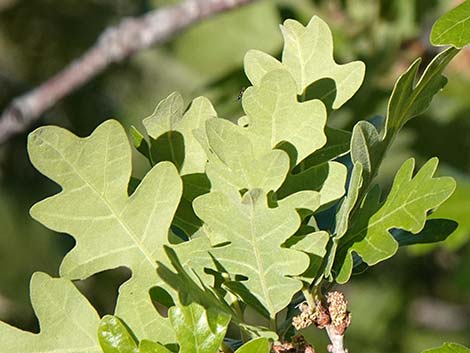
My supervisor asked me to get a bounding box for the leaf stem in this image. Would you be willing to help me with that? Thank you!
[325,325,348,353]
[228,292,249,342]
[269,315,277,332]
[302,288,315,308]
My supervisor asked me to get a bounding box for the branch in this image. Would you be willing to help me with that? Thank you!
[325,325,347,353]
[0,0,255,143]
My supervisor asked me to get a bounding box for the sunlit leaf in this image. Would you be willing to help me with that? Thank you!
[132,303,231,353]
[235,337,270,353]
[28,120,182,342]
[170,303,230,353]
[143,92,217,175]
[0,272,100,353]
[193,189,311,317]
[244,17,365,109]
[242,68,327,165]
[281,16,365,109]
[278,161,347,209]
[335,158,455,283]
[98,315,138,353]
[202,118,290,196]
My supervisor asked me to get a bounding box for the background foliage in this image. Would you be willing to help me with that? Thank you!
[0,1,468,352]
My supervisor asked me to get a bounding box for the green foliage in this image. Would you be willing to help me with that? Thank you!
[245,16,365,110]
[98,302,231,353]
[334,158,456,283]
[1,4,469,352]
[194,188,313,318]
[99,316,139,353]
[431,0,470,48]
[0,272,101,353]
[28,120,183,342]
[422,343,470,353]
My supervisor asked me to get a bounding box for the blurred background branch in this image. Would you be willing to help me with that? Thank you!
[0,0,254,143]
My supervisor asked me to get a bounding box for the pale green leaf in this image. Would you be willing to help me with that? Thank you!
[431,0,470,48]
[143,92,216,175]
[0,272,101,353]
[291,231,329,257]
[157,244,234,318]
[422,342,470,353]
[278,161,348,209]
[244,17,365,109]
[28,120,183,342]
[291,230,330,281]
[244,49,283,86]
[169,303,230,353]
[98,315,138,353]
[141,93,216,236]
[300,126,351,167]
[335,158,455,283]
[242,69,327,165]
[193,189,310,317]
[203,118,290,196]
[277,190,320,213]
[280,16,365,109]
[235,338,270,353]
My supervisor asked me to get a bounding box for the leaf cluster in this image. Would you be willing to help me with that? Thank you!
[1,4,469,353]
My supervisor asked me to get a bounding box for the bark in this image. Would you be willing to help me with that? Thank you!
[0,0,255,143]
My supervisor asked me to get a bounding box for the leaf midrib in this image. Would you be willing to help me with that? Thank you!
[345,187,450,251]
[39,135,156,269]
[249,204,273,316]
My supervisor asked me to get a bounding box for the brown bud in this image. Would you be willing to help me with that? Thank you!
[313,298,331,329]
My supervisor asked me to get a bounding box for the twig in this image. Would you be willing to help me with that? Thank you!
[325,325,347,353]
[0,0,255,143]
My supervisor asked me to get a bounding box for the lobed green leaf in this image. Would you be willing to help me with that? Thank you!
[335,158,455,283]
[28,120,182,342]
[193,189,313,317]
[0,272,101,353]
[245,17,365,109]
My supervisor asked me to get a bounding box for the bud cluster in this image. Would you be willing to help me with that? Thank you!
[291,291,351,335]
